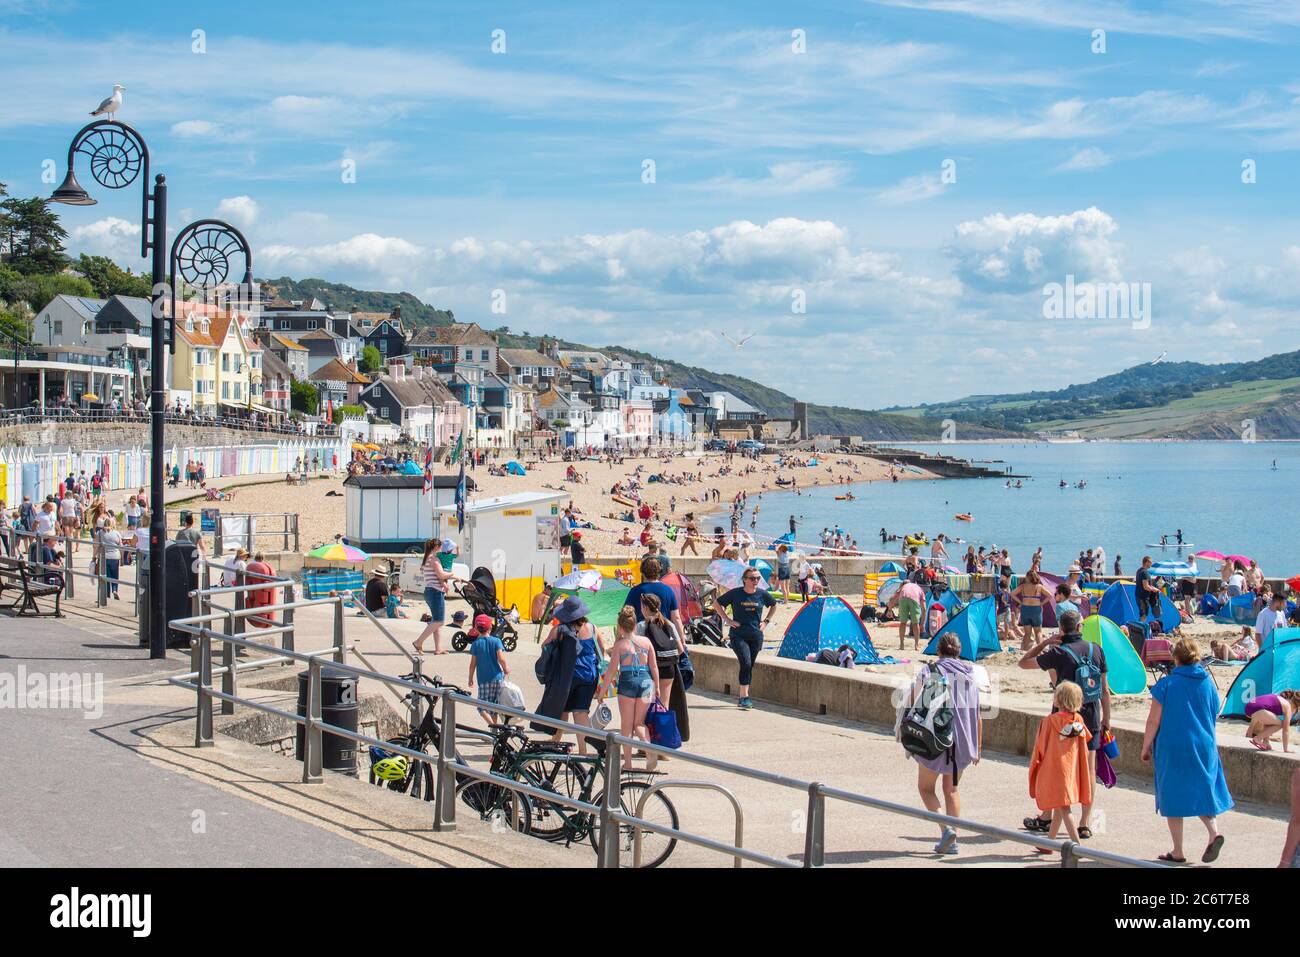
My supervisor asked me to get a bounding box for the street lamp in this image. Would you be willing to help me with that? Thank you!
[53,119,169,658]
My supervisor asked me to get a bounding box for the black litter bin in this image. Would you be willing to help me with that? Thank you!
[295,667,358,774]
[163,542,199,648]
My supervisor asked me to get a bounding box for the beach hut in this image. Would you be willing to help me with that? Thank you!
[342,473,460,553]
[1221,629,1300,718]
[922,595,1001,660]
[434,490,571,612]
[777,596,881,664]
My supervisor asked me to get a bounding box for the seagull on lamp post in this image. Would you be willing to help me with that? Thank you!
[90,85,126,119]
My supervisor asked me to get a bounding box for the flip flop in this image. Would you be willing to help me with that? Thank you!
[1250,738,1268,751]
[1157,852,1187,864]
[1033,846,1054,855]
[1202,835,1225,864]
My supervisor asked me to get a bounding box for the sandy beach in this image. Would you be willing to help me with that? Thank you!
[185,449,932,558]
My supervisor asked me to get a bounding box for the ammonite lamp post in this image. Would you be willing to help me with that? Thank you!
[52,119,170,658]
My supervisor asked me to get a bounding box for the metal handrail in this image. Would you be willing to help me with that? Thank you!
[632,779,744,869]
[167,599,1164,869]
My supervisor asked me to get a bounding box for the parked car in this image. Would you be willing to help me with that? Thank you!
[736,439,766,452]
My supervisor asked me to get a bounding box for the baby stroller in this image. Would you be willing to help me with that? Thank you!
[687,580,728,647]
[451,566,519,652]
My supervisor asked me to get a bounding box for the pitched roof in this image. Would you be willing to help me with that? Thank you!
[367,370,459,408]
[409,322,495,348]
[309,358,370,384]
[271,333,308,351]
[260,348,292,380]
[498,348,556,368]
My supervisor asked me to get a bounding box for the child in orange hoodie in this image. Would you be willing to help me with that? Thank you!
[1028,681,1093,852]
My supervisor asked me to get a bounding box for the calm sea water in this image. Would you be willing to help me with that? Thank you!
[724,442,1298,576]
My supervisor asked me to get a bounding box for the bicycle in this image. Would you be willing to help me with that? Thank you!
[367,672,480,802]
[457,723,679,867]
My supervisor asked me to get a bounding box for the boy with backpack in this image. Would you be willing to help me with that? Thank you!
[1017,609,1111,838]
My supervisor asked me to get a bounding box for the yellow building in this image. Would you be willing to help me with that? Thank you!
[171,310,259,415]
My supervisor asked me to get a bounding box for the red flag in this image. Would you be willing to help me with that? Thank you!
[325,397,333,424]
[422,446,433,493]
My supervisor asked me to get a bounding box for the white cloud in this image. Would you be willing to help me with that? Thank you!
[68,217,142,261]
[1194,59,1243,78]
[1055,147,1111,172]
[948,207,1124,291]
[875,173,945,204]
[215,196,260,229]
[695,162,851,197]
[171,120,219,137]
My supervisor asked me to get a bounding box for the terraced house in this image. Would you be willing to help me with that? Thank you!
[171,310,260,416]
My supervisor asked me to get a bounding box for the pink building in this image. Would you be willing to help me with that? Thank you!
[623,399,654,439]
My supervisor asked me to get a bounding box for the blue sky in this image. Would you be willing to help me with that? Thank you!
[4,0,1300,406]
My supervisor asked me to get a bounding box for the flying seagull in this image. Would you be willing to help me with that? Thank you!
[718,331,755,349]
[1148,350,1167,365]
[90,85,125,119]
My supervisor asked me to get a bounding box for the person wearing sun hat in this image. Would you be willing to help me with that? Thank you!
[437,538,458,572]
[533,596,604,753]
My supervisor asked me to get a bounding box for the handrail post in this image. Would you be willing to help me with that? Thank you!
[302,657,323,783]
[194,628,214,747]
[96,544,107,607]
[220,610,236,716]
[597,731,622,868]
[63,534,75,600]
[282,582,296,652]
[432,691,457,831]
[803,783,826,868]
[333,595,345,664]
[1060,840,1080,868]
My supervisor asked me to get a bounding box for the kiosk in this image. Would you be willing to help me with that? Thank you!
[343,473,459,553]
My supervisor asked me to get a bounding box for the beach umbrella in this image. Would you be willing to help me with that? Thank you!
[1193,550,1227,560]
[364,443,382,451]
[748,557,773,577]
[350,442,367,451]
[1150,560,1196,578]
[770,532,795,551]
[1287,576,1300,592]
[308,543,369,563]
[707,558,767,590]
[553,568,603,592]
[1227,554,1254,566]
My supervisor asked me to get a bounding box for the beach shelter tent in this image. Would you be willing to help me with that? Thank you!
[1214,594,1257,627]
[538,576,631,635]
[777,596,881,664]
[923,596,1001,660]
[879,560,906,575]
[505,461,526,476]
[661,570,705,621]
[1098,582,1180,634]
[1221,629,1300,718]
[398,459,423,475]
[1081,615,1147,694]
[875,576,905,608]
[921,588,964,641]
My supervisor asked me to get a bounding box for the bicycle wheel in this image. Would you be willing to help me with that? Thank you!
[456,779,531,833]
[517,754,601,842]
[589,781,679,867]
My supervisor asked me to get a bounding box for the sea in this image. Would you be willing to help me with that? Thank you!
[718,441,1298,576]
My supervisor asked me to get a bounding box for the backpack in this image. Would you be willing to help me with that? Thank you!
[899,665,955,761]
[644,618,679,661]
[1061,642,1103,704]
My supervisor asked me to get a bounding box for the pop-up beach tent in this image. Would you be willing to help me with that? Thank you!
[537,575,630,637]
[660,570,705,621]
[1098,582,1181,634]
[923,595,1001,660]
[778,596,881,664]
[1221,628,1300,718]
[505,461,526,476]
[921,588,964,641]
[1081,614,1147,694]
[1214,594,1257,627]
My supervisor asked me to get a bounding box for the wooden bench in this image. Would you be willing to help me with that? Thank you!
[0,556,64,618]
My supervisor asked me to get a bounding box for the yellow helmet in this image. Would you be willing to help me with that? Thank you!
[372,755,409,782]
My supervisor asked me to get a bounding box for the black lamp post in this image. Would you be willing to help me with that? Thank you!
[53,119,169,658]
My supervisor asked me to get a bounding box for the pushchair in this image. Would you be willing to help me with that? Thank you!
[686,579,728,646]
[451,566,519,652]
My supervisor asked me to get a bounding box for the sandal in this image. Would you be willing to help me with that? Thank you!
[1023,816,1051,833]
[1202,835,1225,864]
[1157,852,1187,864]
[1077,826,1092,840]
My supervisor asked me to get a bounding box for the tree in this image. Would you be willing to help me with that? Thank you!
[359,344,383,373]
[75,254,152,299]
[291,379,319,415]
[0,196,69,274]
[2,271,94,313]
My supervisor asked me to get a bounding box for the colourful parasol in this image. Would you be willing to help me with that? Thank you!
[308,543,369,562]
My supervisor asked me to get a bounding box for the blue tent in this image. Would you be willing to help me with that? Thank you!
[1222,629,1300,718]
[748,558,773,577]
[770,532,795,551]
[505,461,526,476]
[1214,593,1256,627]
[879,560,906,574]
[1098,582,1181,634]
[398,460,423,475]
[921,588,963,641]
[923,595,1001,660]
[778,596,882,664]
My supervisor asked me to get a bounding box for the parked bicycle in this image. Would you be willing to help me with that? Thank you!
[458,723,679,867]
[367,672,477,800]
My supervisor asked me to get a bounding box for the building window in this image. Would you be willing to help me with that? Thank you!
[307,320,318,330]
[221,353,229,372]
[379,340,387,352]
[279,320,290,330]
[382,407,390,419]
[481,349,489,361]
[221,382,229,400]
[52,320,63,335]
[234,383,242,400]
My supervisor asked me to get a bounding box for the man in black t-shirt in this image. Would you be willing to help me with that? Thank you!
[1017,609,1112,837]
[364,572,389,613]
[1135,555,1161,622]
